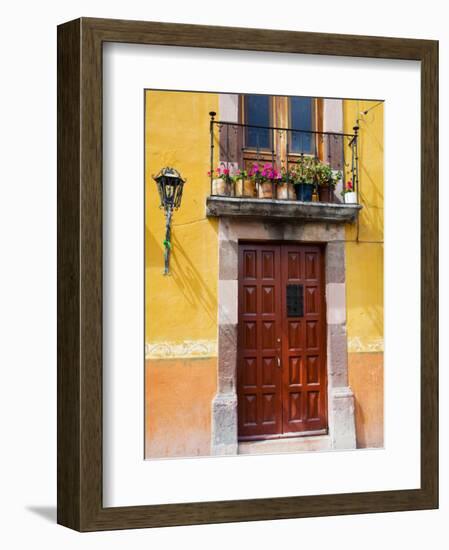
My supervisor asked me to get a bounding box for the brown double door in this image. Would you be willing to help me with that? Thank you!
[237,242,327,440]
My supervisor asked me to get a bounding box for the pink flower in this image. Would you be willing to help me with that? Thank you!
[249,163,259,176]
[223,168,230,175]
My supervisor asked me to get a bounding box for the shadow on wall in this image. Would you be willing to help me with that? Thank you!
[358,170,384,241]
[145,223,163,270]
[353,394,366,447]
[352,302,384,349]
[169,220,218,325]
[358,108,384,151]
[349,352,384,449]
[352,386,384,450]
[359,166,384,207]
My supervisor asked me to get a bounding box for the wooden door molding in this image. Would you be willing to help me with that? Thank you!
[211,218,356,455]
[236,243,328,441]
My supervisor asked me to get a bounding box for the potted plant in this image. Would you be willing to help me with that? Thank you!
[267,165,282,198]
[342,180,357,203]
[232,169,255,197]
[293,156,315,201]
[315,162,342,203]
[276,167,296,200]
[249,162,277,199]
[209,165,231,196]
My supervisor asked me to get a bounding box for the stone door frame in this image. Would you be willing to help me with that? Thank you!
[211,217,356,455]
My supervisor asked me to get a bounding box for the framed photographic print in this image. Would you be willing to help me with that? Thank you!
[57,17,438,531]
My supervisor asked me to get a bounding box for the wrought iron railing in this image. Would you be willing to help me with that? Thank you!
[208,111,359,203]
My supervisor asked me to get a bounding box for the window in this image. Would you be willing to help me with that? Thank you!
[239,95,322,172]
[244,94,272,150]
[289,97,314,154]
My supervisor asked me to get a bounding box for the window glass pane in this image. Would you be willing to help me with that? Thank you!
[245,95,271,149]
[290,97,314,154]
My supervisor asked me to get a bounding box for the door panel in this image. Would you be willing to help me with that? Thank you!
[238,243,327,440]
[238,244,283,438]
[281,244,327,434]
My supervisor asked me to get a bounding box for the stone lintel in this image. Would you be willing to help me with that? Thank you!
[219,217,345,244]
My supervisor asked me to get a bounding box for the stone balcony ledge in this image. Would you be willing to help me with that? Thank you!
[206,196,362,223]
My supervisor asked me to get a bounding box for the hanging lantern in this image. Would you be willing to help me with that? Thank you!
[152,167,186,275]
[153,166,185,210]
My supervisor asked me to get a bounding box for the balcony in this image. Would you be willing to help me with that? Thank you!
[206,196,361,223]
[206,113,362,224]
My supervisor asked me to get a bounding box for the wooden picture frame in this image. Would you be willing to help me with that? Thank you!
[57,17,438,531]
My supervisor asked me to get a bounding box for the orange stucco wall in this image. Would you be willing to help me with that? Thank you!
[348,352,384,448]
[145,357,217,459]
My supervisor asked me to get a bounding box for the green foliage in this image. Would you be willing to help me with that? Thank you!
[315,162,342,187]
[229,158,342,188]
[230,169,248,183]
[293,156,316,184]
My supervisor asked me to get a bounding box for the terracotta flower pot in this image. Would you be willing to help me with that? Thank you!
[234,178,256,197]
[276,183,289,200]
[276,183,296,200]
[212,178,231,196]
[287,183,296,200]
[257,181,274,199]
[318,185,335,203]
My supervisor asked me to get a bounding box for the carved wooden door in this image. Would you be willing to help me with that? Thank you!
[237,243,327,440]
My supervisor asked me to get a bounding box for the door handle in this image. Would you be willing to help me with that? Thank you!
[277,356,281,368]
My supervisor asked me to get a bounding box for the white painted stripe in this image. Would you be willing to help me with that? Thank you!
[348,337,384,353]
[145,339,217,359]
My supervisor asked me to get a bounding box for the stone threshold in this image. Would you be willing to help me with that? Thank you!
[238,435,332,456]
[206,196,362,223]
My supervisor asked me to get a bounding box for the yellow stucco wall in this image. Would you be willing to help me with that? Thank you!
[145,91,219,346]
[344,100,384,353]
[343,100,384,448]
